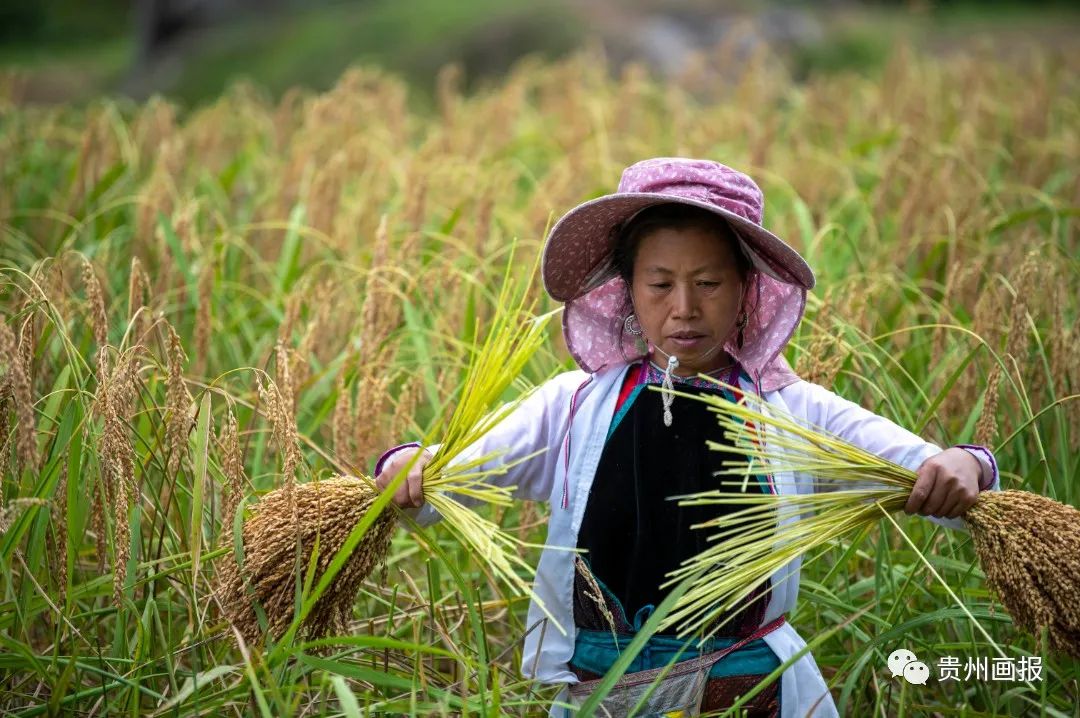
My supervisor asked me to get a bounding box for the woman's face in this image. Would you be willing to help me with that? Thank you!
[629,225,745,377]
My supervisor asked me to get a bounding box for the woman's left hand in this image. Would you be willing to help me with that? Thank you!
[904,448,982,518]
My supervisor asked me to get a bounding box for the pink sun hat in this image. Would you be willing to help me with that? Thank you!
[542,157,815,391]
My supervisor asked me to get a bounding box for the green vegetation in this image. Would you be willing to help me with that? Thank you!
[0,36,1078,715]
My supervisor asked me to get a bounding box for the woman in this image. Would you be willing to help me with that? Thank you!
[375,158,998,717]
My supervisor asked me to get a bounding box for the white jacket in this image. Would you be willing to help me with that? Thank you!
[402,364,999,718]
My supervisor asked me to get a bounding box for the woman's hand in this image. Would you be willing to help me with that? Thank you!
[905,448,982,518]
[375,447,432,509]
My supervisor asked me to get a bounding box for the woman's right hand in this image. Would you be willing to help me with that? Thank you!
[374,447,431,508]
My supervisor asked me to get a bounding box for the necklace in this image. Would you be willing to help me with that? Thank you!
[646,358,735,380]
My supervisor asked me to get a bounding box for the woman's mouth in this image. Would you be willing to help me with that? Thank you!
[668,332,706,349]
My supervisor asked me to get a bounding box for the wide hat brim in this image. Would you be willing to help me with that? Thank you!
[542,192,815,301]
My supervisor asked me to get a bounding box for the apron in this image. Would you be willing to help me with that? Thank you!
[567,360,783,716]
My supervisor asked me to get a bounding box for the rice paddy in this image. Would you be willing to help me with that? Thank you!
[1,38,1078,716]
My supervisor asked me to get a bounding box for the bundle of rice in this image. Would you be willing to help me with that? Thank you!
[964,490,1080,655]
[215,255,558,644]
[654,382,1080,659]
[215,477,396,643]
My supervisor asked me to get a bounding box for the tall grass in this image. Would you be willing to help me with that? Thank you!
[0,37,1078,715]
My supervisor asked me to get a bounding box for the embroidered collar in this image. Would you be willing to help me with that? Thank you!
[639,358,743,391]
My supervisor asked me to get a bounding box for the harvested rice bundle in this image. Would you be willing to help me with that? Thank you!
[215,253,557,644]
[656,382,1080,659]
[216,477,395,643]
[965,490,1080,656]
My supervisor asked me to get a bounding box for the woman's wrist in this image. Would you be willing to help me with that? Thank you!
[954,444,998,491]
[374,442,422,477]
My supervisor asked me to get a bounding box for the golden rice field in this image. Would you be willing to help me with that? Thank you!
[1,40,1078,715]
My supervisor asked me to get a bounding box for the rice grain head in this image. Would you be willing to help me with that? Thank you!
[390,376,422,444]
[127,256,151,344]
[97,349,141,607]
[81,258,108,350]
[219,405,246,527]
[164,323,192,479]
[575,556,619,643]
[332,370,354,464]
[112,464,131,608]
[357,214,398,367]
[0,428,9,509]
[353,372,391,461]
[0,318,37,475]
[275,340,296,426]
[1068,315,1080,451]
[965,490,1080,658]
[215,476,396,644]
[13,317,38,474]
[974,363,1003,447]
[0,498,49,534]
[254,372,301,533]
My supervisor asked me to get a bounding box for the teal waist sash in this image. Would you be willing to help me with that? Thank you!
[570,607,781,679]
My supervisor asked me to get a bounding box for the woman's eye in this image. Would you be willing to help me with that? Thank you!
[697,281,720,288]
[649,283,671,290]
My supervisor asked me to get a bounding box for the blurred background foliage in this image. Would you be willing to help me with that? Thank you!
[2,0,1078,109]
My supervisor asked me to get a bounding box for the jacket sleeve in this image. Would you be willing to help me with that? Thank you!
[778,380,1000,530]
[383,369,588,527]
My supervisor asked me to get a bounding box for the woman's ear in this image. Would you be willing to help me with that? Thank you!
[738,274,757,315]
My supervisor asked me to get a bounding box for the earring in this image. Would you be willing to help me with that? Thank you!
[624,313,642,336]
[736,310,748,350]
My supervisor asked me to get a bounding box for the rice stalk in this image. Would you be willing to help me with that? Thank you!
[331,369,354,463]
[194,260,213,370]
[278,381,301,517]
[389,375,423,443]
[419,252,562,629]
[656,381,1080,658]
[575,556,619,645]
[292,303,322,396]
[81,258,108,351]
[79,260,108,386]
[274,339,298,437]
[254,372,299,530]
[974,363,1003,446]
[95,348,141,607]
[17,309,36,390]
[353,372,391,463]
[0,317,36,475]
[219,404,246,528]
[164,323,192,479]
[0,373,8,510]
[127,256,151,345]
[358,214,398,361]
[51,457,69,607]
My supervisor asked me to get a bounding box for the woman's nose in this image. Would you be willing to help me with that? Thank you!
[671,283,698,318]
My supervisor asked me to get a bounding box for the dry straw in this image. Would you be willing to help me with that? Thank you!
[655,381,1080,659]
[215,251,559,643]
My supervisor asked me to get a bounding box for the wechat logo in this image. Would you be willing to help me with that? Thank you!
[887,648,929,685]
